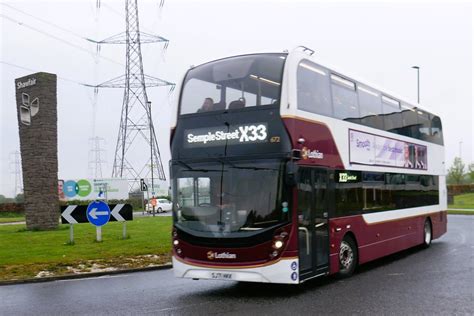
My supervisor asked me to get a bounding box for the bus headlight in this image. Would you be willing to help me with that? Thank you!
[273,240,284,249]
[173,240,179,246]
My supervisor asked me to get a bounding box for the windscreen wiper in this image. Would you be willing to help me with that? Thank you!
[216,158,277,171]
[175,161,220,172]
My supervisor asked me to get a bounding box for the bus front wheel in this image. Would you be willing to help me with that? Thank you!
[337,235,358,278]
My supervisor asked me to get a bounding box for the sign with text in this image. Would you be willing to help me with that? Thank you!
[184,123,268,148]
[15,72,59,230]
[349,129,427,170]
[336,170,361,183]
[58,178,129,201]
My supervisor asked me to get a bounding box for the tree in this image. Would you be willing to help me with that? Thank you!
[15,193,24,203]
[447,157,465,184]
[468,163,474,183]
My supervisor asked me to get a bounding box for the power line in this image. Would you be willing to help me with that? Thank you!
[0,60,87,86]
[0,14,125,68]
[1,3,86,40]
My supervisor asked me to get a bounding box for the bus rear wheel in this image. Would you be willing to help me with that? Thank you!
[337,235,358,278]
[422,219,432,248]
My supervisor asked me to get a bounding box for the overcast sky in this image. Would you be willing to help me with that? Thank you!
[1,0,472,197]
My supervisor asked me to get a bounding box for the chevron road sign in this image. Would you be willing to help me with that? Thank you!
[61,203,133,243]
[61,204,133,224]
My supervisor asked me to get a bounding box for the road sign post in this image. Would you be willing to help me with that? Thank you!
[96,226,102,242]
[86,201,111,242]
[69,224,74,244]
[140,179,147,215]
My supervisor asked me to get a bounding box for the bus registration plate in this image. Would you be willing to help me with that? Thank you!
[210,272,233,280]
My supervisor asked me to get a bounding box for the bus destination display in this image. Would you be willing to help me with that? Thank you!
[184,123,268,148]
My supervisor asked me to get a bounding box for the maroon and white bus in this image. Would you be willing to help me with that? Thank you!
[169,47,447,284]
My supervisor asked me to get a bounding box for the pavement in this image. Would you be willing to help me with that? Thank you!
[1,215,473,315]
[133,211,172,217]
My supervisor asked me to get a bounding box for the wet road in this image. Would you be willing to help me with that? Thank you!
[1,215,473,315]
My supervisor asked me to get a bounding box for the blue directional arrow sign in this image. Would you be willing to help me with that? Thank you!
[86,201,111,227]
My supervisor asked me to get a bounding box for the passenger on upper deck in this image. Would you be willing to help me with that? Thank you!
[228,97,246,110]
[197,97,214,113]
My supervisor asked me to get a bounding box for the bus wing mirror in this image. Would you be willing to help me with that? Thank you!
[285,161,299,186]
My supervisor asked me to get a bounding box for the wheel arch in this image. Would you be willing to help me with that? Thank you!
[425,216,433,229]
[342,231,359,265]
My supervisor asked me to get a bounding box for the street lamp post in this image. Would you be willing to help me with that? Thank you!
[147,100,155,216]
[412,66,420,103]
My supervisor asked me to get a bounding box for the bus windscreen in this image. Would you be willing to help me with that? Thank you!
[180,54,286,115]
[172,159,290,237]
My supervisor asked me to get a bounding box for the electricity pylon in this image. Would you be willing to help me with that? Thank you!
[88,0,174,191]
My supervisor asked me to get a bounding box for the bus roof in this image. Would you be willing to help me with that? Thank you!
[286,47,440,118]
[188,48,440,118]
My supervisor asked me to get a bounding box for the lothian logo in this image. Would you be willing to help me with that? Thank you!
[20,93,39,126]
[207,251,237,260]
[301,147,324,160]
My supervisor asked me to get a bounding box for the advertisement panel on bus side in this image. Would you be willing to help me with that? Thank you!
[349,129,427,170]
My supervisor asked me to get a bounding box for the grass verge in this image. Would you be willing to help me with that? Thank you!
[448,192,474,209]
[448,209,474,215]
[0,212,25,223]
[0,216,172,281]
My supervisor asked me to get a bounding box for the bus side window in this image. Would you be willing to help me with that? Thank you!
[357,86,383,130]
[297,60,332,117]
[334,170,363,217]
[399,103,418,139]
[430,115,444,145]
[381,96,402,133]
[416,109,431,142]
[331,74,359,121]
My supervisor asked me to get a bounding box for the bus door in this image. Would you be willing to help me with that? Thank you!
[297,167,330,279]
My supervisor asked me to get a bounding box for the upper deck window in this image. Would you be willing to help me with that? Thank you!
[331,74,359,120]
[416,109,431,141]
[382,95,402,132]
[358,85,383,129]
[297,61,332,116]
[180,54,285,115]
[431,115,443,145]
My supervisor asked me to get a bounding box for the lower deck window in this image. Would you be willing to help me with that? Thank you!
[334,171,439,217]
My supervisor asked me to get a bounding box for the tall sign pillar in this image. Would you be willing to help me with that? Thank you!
[15,72,59,230]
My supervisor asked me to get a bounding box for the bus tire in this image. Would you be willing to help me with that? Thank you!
[337,235,358,278]
[422,218,432,248]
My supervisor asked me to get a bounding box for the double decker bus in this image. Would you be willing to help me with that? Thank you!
[170,47,447,284]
